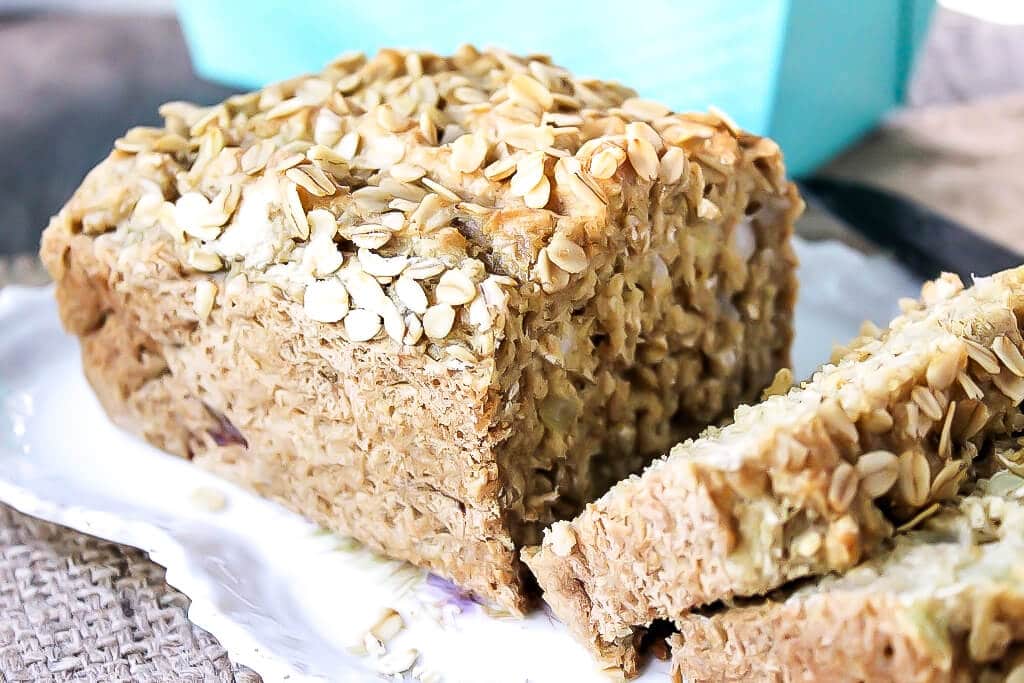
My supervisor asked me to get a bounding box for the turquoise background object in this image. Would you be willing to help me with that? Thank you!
[177,0,934,177]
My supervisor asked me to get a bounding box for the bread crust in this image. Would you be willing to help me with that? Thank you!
[671,478,1024,682]
[527,268,1024,671]
[40,46,799,611]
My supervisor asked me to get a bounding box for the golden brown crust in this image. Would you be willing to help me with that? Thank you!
[39,46,799,610]
[527,267,1024,670]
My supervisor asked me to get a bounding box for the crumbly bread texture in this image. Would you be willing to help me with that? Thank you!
[671,471,1024,682]
[525,267,1024,672]
[39,47,800,611]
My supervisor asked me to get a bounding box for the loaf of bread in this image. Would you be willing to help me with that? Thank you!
[39,47,800,611]
[525,268,1024,671]
[671,470,1024,682]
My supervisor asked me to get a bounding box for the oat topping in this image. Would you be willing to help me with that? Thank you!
[193,280,217,322]
[547,521,578,557]
[434,269,476,306]
[395,275,428,314]
[854,450,899,498]
[303,279,350,323]
[423,304,456,339]
[344,308,383,342]
[185,244,223,273]
[62,46,775,365]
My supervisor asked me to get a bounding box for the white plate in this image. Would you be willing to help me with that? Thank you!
[0,238,922,682]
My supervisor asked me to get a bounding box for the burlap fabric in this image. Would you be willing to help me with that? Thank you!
[0,502,260,682]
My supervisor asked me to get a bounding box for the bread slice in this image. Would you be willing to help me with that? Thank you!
[525,268,1024,671]
[671,470,1024,682]
[39,46,800,612]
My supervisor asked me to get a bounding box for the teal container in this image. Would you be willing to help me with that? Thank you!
[177,0,933,176]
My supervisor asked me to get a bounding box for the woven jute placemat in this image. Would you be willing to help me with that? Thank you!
[0,504,261,683]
